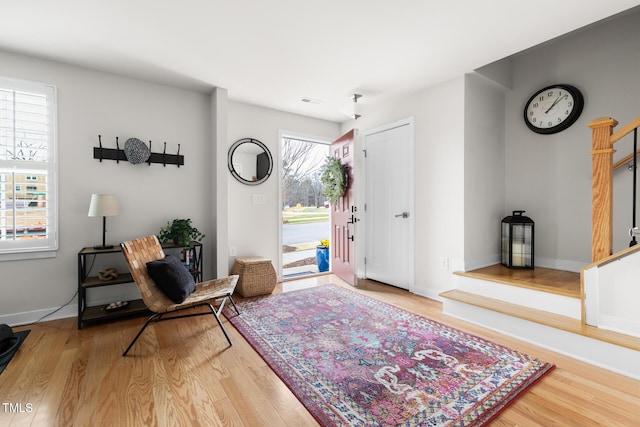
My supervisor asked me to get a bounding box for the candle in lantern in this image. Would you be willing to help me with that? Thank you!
[511,243,525,267]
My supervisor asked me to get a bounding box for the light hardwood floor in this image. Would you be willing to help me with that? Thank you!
[1,274,638,426]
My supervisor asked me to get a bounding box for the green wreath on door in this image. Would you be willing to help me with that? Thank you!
[320,156,348,205]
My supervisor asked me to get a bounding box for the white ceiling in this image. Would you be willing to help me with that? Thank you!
[2,1,639,122]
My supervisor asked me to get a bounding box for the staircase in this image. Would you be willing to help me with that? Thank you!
[440,117,640,379]
[440,116,640,379]
[440,265,640,379]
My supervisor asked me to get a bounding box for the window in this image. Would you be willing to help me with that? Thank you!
[0,76,57,258]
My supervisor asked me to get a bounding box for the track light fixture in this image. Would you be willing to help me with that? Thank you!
[348,94,362,120]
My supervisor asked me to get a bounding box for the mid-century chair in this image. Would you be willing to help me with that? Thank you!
[120,235,239,356]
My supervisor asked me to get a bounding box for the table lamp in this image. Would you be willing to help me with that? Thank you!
[88,194,120,249]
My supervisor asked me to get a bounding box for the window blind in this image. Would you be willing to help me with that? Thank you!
[0,77,57,257]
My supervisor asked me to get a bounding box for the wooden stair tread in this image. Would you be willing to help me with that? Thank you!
[440,289,640,352]
[453,264,580,298]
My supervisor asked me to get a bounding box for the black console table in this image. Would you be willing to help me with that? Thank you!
[77,241,202,329]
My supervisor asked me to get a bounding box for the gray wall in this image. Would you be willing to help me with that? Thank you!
[0,52,339,324]
[1,7,637,322]
[505,9,640,269]
[0,49,213,322]
[340,7,639,300]
[226,101,340,275]
[464,73,506,269]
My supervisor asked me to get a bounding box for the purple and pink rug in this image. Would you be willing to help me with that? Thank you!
[225,285,554,426]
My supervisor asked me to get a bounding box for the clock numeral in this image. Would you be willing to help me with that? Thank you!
[547,91,554,97]
[532,102,538,109]
[539,96,544,102]
[548,121,553,127]
[568,101,573,107]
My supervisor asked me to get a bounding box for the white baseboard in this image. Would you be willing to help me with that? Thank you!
[599,314,640,338]
[0,304,78,327]
[463,255,500,272]
[412,287,444,302]
[0,288,142,327]
[462,256,586,273]
[535,257,586,273]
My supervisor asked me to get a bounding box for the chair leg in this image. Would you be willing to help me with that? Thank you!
[207,303,233,346]
[123,313,162,356]
[122,297,238,356]
[228,294,240,315]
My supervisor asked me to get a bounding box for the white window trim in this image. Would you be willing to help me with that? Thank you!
[0,76,58,261]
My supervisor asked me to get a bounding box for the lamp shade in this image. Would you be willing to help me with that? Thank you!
[88,194,120,217]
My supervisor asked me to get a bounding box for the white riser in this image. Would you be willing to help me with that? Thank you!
[443,299,640,380]
[454,275,581,319]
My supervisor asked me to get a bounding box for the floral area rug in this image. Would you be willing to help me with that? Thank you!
[225,285,554,426]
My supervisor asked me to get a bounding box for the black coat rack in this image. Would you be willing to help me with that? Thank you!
[93,135,184,167]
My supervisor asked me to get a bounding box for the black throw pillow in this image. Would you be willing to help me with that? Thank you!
[146,255,196,303]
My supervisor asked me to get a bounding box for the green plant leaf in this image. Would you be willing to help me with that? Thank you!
[320,156,347,205]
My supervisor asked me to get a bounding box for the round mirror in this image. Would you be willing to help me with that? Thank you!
[228,138,273,185]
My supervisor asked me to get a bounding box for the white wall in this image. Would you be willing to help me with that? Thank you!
[0,51,339,323]
[598,250,640,336]
[343,8,640,300]
[345,73,506,299]
[342,76,467,300]
[3,7,637,324]
[211,87,228,278]
[226,101,340,277]
[0,53,340,323]
[504,9,640,269]
[0,49,214,323]
[584,248,640,337]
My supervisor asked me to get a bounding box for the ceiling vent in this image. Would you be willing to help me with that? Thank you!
[300,97,323,104]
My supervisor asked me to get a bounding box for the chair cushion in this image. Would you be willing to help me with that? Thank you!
[146,255,195,303]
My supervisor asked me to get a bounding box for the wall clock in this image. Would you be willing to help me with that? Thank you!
[523,84,584,134]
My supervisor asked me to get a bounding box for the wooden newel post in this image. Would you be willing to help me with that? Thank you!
[588,117,618,262]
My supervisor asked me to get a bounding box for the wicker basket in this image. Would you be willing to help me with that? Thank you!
[230,257,277,297]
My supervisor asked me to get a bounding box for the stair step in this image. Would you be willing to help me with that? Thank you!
[453,264,580,298]
[453,269,581,319]
[440,289,640,351]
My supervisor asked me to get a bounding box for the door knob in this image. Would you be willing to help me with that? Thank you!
[394,212,409,218]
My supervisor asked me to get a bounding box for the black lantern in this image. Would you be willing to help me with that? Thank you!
[501,210,534,269]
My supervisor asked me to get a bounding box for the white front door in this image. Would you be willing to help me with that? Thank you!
[364,118,414,290]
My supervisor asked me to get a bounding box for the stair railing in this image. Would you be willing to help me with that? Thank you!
[588,116,640,262]
[629,128,637,247]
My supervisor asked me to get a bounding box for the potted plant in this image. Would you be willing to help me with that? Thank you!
[157,218,205,247]
[316,239,330,272]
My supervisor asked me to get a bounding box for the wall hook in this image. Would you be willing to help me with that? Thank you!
[93,135,184,167]
[98,135,103,162]
[162,142,167,167]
